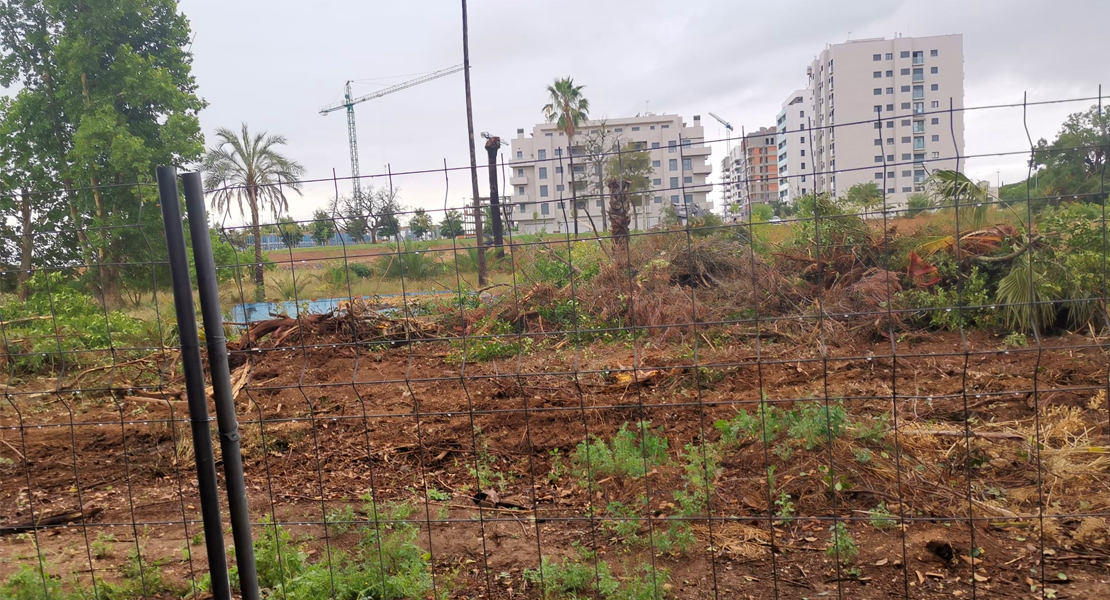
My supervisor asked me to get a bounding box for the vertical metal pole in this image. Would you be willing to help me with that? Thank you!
[182,172,261,600]
[155,166,232,600]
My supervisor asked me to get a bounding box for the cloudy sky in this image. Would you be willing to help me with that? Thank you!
[182,0,1107,222]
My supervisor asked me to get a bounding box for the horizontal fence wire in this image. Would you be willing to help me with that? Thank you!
[1,91,1108,600]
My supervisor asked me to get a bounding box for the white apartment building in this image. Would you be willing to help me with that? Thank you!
[720,144,744,214]
[508,114,712,234]
[809,34,965,211]
[776,88,815,205]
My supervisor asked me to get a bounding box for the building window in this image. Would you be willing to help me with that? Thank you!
[902,170,912,177]
[540,202,549,215]
[555,148,562,157]
[538,167,547,179]
[651,142,660,149]
[930,49,938,57]
[886,138,894,145]
[900,68,910,75]
[912,85,924,99]
[517,203,526,213]
[556,184,564,192]
[654,196,662,204]
[650,125,656,130]
[901,136,911,143]
[914,169,926,183]
[887,154,894,162]
[661,124,670,129]
[669,177,678,188]
[874,105,882,113]
[874,139,882,146]
[900,119,910,126]
[913,67,924,82]
[931,134,940,142]
[516,168,524,177]
[901,85,911,93]
[931,151,940,159]
[516,150,523,159]
[902,153,911,160]
[800,149,806,156]
[885,52,893,59]
[614,128,622,132]
[930,66,938,74]
[931,117,939,125]
[652,178,662,186]
[557,201,564,209]
[913,51,924,64]
[682,158,692,171]
[913,121,925,133]
[913,136,925,149]
[873,71,882,78]
[901,187,911,192]
[874,156,884,163]
[670,194,679,204]
[668,140,676,152]
[887,104,894,112]
[886,87,894,94]
[683,176,692,184]
[555,166,563,174]
[887,171,895,178]
[669,159,678,170]
[539,185,549,197]
[914,153,925,163]
[930,83,939,91]
[652,160,661,168]
[801,175,806,182]
[800,162,806,169]
[517,185,525,196]
[900,50,910,58]
[913,102,925,114]
[874,88,882,95]
[544,132,553,137]
[631,126,640,131]
[886,70,893,77]
[537,149,546,160]
[931,100,940,108]
[872,53,881,61]
[901,102,911,110]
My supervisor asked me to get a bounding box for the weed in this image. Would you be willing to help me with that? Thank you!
[868,502,897,529]
[715,399,785,446]
[448,319,531,362]
[673,442,720,517]
[826,522,859,564]
[854,448,873,464]
[789,400,847,450]
[426,487,451,502]
[573,421,670,483]
[1003,331,1028,348]
[91,532,116,559]
[603,499,645,544]
[547,448,566,483]
[377,240,443,280]
[523,544,669,600]
[467,430,510,492]
[191,532,204,546]
[854,413,890,443]
[775,493,796,524]
[326,503,358,536]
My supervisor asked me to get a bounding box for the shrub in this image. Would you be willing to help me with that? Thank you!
[573,421,670,482]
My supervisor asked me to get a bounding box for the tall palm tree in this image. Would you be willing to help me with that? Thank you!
[542,77,590,142]
[203,124,306,287]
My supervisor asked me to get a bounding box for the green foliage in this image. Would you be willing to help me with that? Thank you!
[573,422,670,482]
[439,210,466,238]
[92,532,116,559]
[326,503,358,536]
[690,212,725,237]
[0,564,86,600]
[604,142,654,209]
[790,193,874,265]
[321,261,373,290]
[868,502,897,529]
[906,192,934,216]
[0,272,148,373]
[311,209,335,246]
[750,203,775,223]
[774,493,796,524]
[788,400,847,450]
[409,209,433,239]
[543,77,590,140]
[523,545,669,600]
[1030,105,1109,201]
[897,259,995,331]
[448,319,531,362]
[716,398,871,458]
[927,170,991,229]
[530,241,602,287]
[603,498,646,544]
[277,217,303,249]
[1003,331,1028,348]
[826,522,859,564]
[467,429,509,492]
[853,412,890,443]
[377,240,443,280]
[845,182,884,211]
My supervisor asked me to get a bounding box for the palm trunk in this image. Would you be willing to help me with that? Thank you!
[18,189,33,300]
[485,138,504,257]
[608,179,631,266]
[249,191,264,288]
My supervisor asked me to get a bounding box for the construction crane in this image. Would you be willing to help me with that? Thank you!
[708,112,733,132]
[319,64,464,200]
[708,112,738,216]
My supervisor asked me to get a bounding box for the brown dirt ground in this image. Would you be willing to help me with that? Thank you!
[3,329,1110,599]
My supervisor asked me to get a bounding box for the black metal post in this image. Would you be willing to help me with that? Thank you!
[155,166,232,600]
[182,172,261,600]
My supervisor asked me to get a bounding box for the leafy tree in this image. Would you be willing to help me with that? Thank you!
[844,182,884,213]
[440,210,465,238]
[311,209,335,246]
[604,143,654,230]
[0,0,206,300]
[1031,105,1108,201]
[410,209,433,239]
[543,77,590,143]
[750,203,774,223]
[374,190,403,240]
[277,218,302,249]
[203,125,305,286]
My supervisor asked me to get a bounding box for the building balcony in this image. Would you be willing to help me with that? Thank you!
[510,175,528,186]
[683,144,712,157]
[692,163,712,175]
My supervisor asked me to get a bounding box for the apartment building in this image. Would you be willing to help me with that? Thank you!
[808,34,965,210]
[735,126,778,216]
[508,114,712,234]
[776,89,815,206]
[719,144,744,213]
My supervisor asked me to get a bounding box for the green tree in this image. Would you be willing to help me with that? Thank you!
[543,77,590,143]
[1031,105,1108,201]
[277,218,302,249]
[604,143,654,230]
[0,0,206,300]
[440,210,465,238]
[311,209,335,246]
[844,182,884,213]
[926,170,991,229]
[750,203,774,223]
[410,209,433,239]
[203,124,305,287]
[374,190,402,240]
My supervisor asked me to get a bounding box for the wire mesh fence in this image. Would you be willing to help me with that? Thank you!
[2,92,1109,600]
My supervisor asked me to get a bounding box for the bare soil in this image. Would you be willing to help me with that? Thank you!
[3,329,1109,599]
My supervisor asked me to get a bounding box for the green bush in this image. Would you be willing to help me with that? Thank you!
[523,545,669,600]
[377,240,443,280]
[573,421,670,482]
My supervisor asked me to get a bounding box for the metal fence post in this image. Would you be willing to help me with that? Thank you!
[155,166,232,600]
[182,172,261,600]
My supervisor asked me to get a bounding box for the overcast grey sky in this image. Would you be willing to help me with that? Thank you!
[182,0,1106,221]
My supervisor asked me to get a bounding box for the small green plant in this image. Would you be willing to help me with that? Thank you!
[826,522,859,564]
[854,448,873,464]
[547,448,566,483]
[573,421,670,483]
[523,544,669,600]
[854,412,890,443]
[868,502,897,529]
[1003,331,1028,348]
[426,487,450,502]
[91,532,116,559]
[789,400,847,450]
[468,430,509,492]
[448,319,532,362]
[603,499,645,544]
[191,532,204,546]
[774,493,796,524]
[326,503,358,536]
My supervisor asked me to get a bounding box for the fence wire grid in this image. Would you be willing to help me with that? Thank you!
[2,91,1110,600]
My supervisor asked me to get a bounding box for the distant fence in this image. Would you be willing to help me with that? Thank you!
[1,91,1109,600]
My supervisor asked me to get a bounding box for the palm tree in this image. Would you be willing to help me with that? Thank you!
[203,124,306,288]
[926,169,991,229]
[542,77,590,142]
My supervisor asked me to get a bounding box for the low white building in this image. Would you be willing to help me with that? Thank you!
[508,114,712,234]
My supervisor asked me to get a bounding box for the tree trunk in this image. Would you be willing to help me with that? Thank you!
[608,179,631,265]
[249,191,264,288]
[18,189,33,300]
[461,0,486,286]
[485,138,504,257]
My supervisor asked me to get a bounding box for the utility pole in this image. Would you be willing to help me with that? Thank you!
[461,0,486,285]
